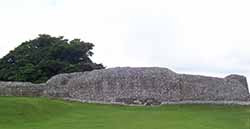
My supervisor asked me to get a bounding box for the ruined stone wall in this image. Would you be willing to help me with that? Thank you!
[0,81,46,97]
[179,74,249,101]
[0,67,249,105]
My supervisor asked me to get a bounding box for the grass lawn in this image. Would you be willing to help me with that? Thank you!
[0,97,250,129]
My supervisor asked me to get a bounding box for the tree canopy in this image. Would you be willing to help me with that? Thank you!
[0,34,104,83]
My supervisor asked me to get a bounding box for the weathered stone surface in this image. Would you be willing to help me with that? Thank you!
[61,67,249,104]
[0,81,46,97]
[66,67,181,104]
[45,72,83,98]
[179,74,249,101]
[115,98,161,105]
[0,67,249,105]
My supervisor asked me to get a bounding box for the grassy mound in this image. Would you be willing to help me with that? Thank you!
[0,97,250,129]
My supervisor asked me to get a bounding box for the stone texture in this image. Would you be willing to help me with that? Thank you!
[179,74,249,101]
[0,81,46,97]
[0,67,249,105]
[47,67,249,104]
[45,72,83,97]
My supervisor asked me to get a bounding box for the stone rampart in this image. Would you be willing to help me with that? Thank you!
[0,67,249,105]
[0,81,46,97]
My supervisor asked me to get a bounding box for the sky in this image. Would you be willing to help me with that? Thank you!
[0,0,250,84]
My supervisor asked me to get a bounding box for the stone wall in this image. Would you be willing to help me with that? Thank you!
[179,74,249,101]
[0,81,46,97]
[0,67,249,105]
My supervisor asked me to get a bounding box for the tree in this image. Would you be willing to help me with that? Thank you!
[0,34,104,83]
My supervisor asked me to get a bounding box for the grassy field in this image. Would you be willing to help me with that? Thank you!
[0,97,250,129]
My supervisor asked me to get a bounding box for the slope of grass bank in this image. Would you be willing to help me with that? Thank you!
[0,97,250,129]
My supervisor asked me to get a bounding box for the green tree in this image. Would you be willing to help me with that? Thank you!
[0,34,104,83]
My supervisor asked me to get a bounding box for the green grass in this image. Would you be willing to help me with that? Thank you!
[0,97,250,129]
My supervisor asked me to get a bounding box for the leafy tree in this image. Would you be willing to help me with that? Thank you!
[0,34,104,83]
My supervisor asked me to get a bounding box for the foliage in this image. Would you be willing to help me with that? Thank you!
[0,34,104,83]
[0,97,249,129]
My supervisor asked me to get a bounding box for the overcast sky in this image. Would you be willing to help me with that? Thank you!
[1,0,250,83]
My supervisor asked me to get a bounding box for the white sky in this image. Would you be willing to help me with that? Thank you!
[1,0,250,85]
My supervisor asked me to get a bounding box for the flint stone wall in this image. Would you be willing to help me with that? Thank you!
[0,67,249,105]
[0,81,46,97]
